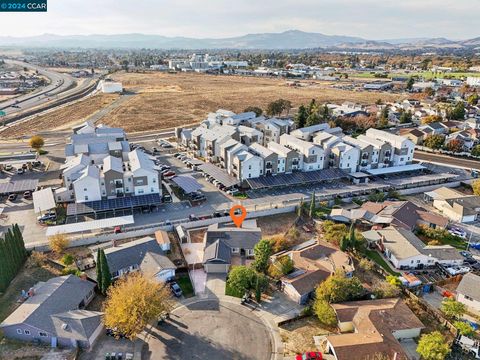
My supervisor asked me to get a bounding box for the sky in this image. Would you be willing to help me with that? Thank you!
[0,0,478,40]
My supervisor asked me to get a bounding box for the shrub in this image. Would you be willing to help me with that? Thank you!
[62,254,75,266]
[313,300,337,328]
[49,234,69,254]
[359,258,374,272]
[27,251,47,267]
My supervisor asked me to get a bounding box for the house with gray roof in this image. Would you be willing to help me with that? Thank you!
[363,226,463,270]
[0,275,101,349]
[202,220,262,273]
[457,273,480,314]
[98,236,176,282]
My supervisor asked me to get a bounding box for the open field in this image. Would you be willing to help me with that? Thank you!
[351,70,480,80]
[99,72,405,132]
[0,93,119,138]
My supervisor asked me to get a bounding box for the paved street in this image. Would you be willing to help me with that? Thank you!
[142,299,272,360]
[415,151,480,171]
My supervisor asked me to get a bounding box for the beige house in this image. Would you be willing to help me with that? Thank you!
[325,298,424,360]
[425,187,480,223]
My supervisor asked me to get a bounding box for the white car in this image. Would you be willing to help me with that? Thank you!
[446,266,470,276]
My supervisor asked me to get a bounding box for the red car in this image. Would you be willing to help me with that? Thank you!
[296,352,322,360]
[162,171,175,177]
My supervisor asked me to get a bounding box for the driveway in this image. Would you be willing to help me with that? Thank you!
[78,333,134,360]
[204,273,226,298]
[142,299,272,360]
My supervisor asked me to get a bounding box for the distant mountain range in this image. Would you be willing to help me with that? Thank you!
[0,30,478,50]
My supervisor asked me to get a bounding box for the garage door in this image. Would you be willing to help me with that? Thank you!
[205,263,229,273]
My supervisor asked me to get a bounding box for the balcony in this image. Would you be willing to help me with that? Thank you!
[362,154,369,160]
[266,163,273,169]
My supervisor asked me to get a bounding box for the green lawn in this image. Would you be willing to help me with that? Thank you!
[176,275,194,298]
[364,249,400,276]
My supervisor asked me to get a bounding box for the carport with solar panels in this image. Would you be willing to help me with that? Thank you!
[246,168,347,190]
[0,179,39,195]
[66,193,162,221]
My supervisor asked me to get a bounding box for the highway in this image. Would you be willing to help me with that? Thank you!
[414,150,480,171]
[0,60,97,119]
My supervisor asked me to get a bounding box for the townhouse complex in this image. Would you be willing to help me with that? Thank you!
[177,109,415,185]
[56,121,160,204]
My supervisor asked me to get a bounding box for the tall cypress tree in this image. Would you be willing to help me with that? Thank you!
[96,249,104,292]
[0,239,9,292]
[98,249,112,294]
[13,224,26,259]
[294,105,308,129]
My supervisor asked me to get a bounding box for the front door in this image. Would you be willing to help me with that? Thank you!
[51,337,57,348]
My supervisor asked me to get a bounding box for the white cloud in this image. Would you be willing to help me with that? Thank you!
[0,0,478,39]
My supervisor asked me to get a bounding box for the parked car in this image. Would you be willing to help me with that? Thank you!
[4,164,13,171]
[23,190,32,199]
[446,266,470,276]
[32,161,42,168]
[448,227,467,238]
[113,226,122,234]
[163,171,175,177]
[170,282,183,297]
[16,168,24,175]
[162,194,172,203]
[189,214,198,221]
[37,213,56,222]
[460,251,473,258]
[106,328,127,339]
[296,352,323,360]
[152,147,159,153]
[7,193,17,201]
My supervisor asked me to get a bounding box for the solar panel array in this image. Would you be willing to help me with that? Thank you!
[0,179,39,194]
[198,163,239,188]
[67,193,162,216]
[247,168,347,190]
[171,175,202,194]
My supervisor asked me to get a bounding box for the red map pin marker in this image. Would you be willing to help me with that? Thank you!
[230,205,247,228]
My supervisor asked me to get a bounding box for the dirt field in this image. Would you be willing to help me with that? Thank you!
[280,316,332,355]
[99,72,404,133]
[0,94,119,138]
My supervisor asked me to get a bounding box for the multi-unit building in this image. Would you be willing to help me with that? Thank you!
[177,109,416,185]
[56,123,160,204]
[280,134,324,171]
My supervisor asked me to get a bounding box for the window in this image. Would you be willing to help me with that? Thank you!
[84,196,88,201]
[39,332,48,337]
[83,188,87,191]
[16,329,22,335]
[24,330,31,335]
[138,189,144,194]
[248,165,251,170]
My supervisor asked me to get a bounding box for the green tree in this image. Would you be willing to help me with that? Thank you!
[97,249,112,295]
[416,331,450,360]
[339,236,348,252]
[307,98,316,116]
[266,99,291,117]
[314,300,337,328]
[252,239,272,274]
[406,77,415,91]
[378,106,389,127]
[320,104,330,123]
[226,266,256,296]
[448,102,466,120]
[423,134,445,150]
[309,191,316,218]
[268,256,294,279]
[454,321,475,337]
[446,139,464,153]
[399,110,413,124]
[315,273,363,303]
[440,298,466,319]
[295,105,308,129]
[297,198,305,217]
[305,104,321,126]
[244,106,263,117]
[471,144,480,157]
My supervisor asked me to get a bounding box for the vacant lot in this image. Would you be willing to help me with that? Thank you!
[1,93,119,139]
[100,72,404,132]
[280,316,332,356]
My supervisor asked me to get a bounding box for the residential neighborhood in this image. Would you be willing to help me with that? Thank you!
[2,3,480,360]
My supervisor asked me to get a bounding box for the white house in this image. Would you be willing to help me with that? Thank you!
[73,166,102,203]
[457,273,480,314]
[365,128,414,166]
[232,150,264,181]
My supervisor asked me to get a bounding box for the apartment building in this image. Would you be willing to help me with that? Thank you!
[313,132,359,173]
[231,150,264,182]
[280,134,324,171]
[65,123,129,164]
[290,123,330,141]
[366,128,415,166]
[254,118,293,145]
[238,125,263,146]
[248,143,279,175]
[204,125,238,162]
[267,142,302,173]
